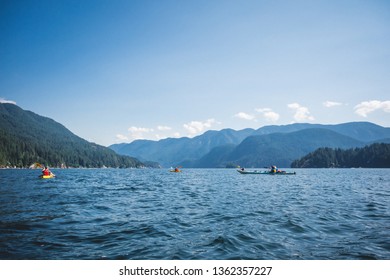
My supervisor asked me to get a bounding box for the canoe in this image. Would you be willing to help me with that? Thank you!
[170,170,181,173]
[39,174,55,179]
[237,169,296,175]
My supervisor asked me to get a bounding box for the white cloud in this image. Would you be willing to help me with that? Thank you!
[234,108,280,123]
[128,126,153,133]
[233,112,255,121]
[121,125,181,142]
[157,125,172,131]
[323,101,342,107]
[256,108,280,122]
[354,100,390,117]
[183,118,217,136]
[127,126,154,140]
[264,111,280,122]
[288,103,300,110]
[115,134,129,141]
[154,126,172,140]
[288,103,315,122]
[0,97,16,105]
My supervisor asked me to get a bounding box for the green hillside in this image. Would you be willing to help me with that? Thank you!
[0,103,143,168]
[202,128,365,168]
[291,143,390,168]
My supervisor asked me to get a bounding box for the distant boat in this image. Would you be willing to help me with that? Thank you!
[170,167,182,173]
[39,174,56,179]
[237,169,296,175]
[170,169,181,172]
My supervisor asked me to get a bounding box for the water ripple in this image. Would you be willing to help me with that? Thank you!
[0,168,389,259]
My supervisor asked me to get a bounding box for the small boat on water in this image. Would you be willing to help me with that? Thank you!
[170,167,182,173]
[237,169,296,175]
[237,165,296,175]
[39,174,56,179]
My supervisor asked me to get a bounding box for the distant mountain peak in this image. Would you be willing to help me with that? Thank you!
[110,121,389,167]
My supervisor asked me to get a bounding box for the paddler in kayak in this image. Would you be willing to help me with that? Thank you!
[42,166,52,177]
[170,166,181,172]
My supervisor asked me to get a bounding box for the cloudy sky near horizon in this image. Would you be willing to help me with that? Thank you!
[1,0,389,146]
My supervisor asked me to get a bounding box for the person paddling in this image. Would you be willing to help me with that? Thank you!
[42,166,51,176]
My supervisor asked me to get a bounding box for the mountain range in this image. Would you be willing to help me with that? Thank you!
[1,103,389,169]
[110,122,390,168]
[0,103,143,168]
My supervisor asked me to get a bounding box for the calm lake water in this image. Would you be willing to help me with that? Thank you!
[0,168,389,260]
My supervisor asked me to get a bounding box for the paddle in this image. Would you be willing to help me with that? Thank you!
[36,162,56,177]
[33,162,43,168]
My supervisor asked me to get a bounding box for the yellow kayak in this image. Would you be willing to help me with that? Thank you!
[39,174,55,179]
[170,170,181,173]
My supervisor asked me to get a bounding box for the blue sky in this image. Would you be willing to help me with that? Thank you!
[1,0,389,146]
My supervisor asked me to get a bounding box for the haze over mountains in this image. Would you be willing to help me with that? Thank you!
[110,122,390,168]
